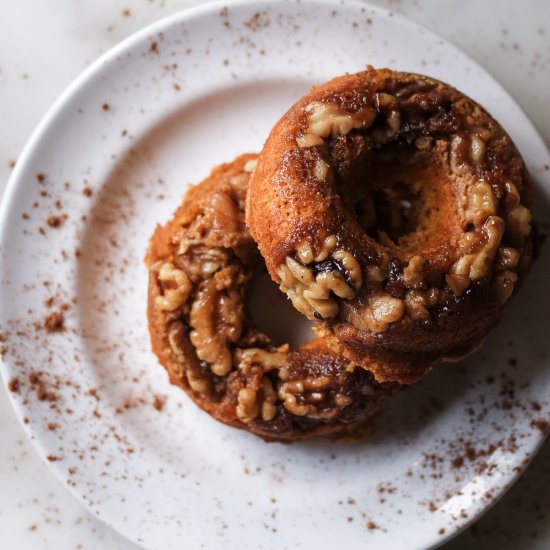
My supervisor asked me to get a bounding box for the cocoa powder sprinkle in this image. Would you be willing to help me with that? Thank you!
[153,394,166,411]
[47,215,65,228]
[46,455,62,462]
[44,311,65,332]
[8,377,20,393]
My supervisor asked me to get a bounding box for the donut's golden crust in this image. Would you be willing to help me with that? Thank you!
[246,68,535,384]
[146,154,396,442]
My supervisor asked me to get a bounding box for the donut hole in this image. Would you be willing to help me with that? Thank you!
[362,182,419,244]
[247,272,312,348]
[330,135,463,262]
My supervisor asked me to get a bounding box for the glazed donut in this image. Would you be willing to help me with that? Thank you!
[146,154,396,442]
[246,67,535,384]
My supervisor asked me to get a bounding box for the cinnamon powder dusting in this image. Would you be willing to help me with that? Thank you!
[28,372,58,402]
[44,311,65,332]
[153,394,166,411]
[47,215,66,228]
[8,377,20,393]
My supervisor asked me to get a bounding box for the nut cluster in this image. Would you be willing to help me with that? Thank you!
[296,101,376,150]
[277,235,363,320]
[236,377,277,423]
[233,347,368,424]
[189,275,243,377]
[154,262,191,311]
[447,178,529,302]
[237,346,364,423]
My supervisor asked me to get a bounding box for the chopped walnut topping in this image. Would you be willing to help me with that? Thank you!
[308,270,355,300]
[404,288,439,320]
[450,135,469,176]
[495,246,520,271]
[357,292,406,333]
[452,203,509,293]
[187,368,211,395]
[301,101,376,142]
[368,293,405,330]
[234,362,279,422]
[509,204,532,237]
[313,158,330,181]
[492,270,518,304]
[403,255,425,289]
[464,180,497,225]
[286,284,338,319]
[236,387,259,422]
[285,256,314,285]
[278,381,311,416]
[237,347,288,372]
[260,378,278,421]
[504,181,521,205]
[332,250,363,290]
[302,294,339,318]
[334,393,353,407]
[189,279,242,376]
[374,92,396,109]
[502,182,531,237]
[275,369,362,419]
[296,133,324,148]
[168,322,185,359]
[306,101,355,138]
[386,110,401,131]
[296,240,314,264]
[365,254,389,283]
[177,238,203,255]
[184,247,229,278]
[154,262,191,311]
[277,237,362,320]
[375,92,400,131]
[286,289,319,318]
[459,231,478,250]
[166,321,211,394]
[470,135,486,163]
[315,234,337,262]
[451,216,504,282]
[445,273,470,296]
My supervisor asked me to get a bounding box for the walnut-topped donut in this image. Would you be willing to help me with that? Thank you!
[246,67,535,384]
[146,154,397,442]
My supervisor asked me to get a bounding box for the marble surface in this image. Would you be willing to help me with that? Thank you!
[0,0,549,548]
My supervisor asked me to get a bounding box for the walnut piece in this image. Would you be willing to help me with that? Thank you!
[189,278,242,376]
[277,236,363,320]
[297,101,376,147]
[154,262,191,311]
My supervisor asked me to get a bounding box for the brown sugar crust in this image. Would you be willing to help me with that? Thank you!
[146,154,397,442]
[246,67,535,384]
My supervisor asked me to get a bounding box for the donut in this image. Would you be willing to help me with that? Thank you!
[246,67,535,384]
[146,154,397,442]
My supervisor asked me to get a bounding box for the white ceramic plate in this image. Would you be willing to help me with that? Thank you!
[1,1,550,548]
